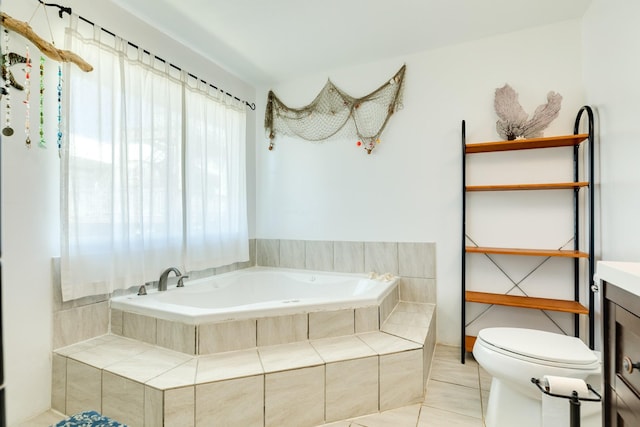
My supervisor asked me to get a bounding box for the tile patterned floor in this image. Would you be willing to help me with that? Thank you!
[15,344,490,427]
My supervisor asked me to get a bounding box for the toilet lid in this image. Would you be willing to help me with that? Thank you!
[477,327,598,366]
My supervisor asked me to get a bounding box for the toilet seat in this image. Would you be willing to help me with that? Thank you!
[476,327,599,368]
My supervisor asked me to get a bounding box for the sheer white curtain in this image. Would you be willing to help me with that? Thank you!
[114,54,184,280]
[184,82,248,271]
[61,23,248,301]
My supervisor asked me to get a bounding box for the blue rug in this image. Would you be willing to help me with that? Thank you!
[52,411,127,427]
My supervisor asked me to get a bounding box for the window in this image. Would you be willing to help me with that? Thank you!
[60,26,248,301]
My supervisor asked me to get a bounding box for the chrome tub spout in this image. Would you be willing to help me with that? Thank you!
[158,267,182,291]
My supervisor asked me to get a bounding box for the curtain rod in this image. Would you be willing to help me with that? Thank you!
[38,0,256,110]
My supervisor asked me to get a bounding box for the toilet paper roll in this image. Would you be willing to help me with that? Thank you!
[543,375,589,397]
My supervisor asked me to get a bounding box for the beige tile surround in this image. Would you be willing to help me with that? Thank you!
[257,240,436,306]
[30,343,491,427]
[53,239,435,350]
[105,239,433,357]
[53,301,435,427]
[111,275,400,356]
[51,239,437,426]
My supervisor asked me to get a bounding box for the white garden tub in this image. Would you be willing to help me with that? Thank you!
[110,267,398,325]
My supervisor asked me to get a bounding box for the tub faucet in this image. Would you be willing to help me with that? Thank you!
[158,267,182,292]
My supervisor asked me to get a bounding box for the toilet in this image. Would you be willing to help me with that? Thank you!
[473,327,601,427]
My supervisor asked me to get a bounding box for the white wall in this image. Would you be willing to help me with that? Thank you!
[1,1,256,424]
[256,20,586,346]
[2,2,62,423]
[583,0,640,261]
[582,0,640,350]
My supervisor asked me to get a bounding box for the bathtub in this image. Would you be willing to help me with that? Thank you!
[110,267,398,325]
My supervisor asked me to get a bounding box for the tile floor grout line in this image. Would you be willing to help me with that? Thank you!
[476,362,486,427]
[429,377,481,391]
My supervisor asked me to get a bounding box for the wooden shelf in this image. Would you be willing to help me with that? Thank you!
[466,182,589,192]
[466,291,589,314]
[465,246,589,258]
[465,335,477,353]
[465,134,588,154]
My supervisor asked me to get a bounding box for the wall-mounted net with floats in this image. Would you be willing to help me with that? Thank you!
[264,65,405,154]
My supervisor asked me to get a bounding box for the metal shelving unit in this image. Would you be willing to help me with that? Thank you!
[461,106,595,364]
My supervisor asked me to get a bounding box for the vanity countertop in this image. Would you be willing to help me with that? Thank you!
[596,261,640,297]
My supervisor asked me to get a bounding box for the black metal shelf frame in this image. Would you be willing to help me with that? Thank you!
[460,106,596,364]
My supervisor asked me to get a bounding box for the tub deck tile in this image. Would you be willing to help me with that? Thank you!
[258,341,324,373]
[395,302,436,315]
[310,335,377,363]
[146,358,199,390]
[54,333,120,356]
[357,331,422,355]
[66,335,154,369]
[196,348,263,384]
[380,322,430,345]
[385,311,433,327]
[103,346,194,384]
[381,303,435,345]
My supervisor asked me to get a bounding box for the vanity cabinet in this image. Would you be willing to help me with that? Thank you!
[603,279,640,426]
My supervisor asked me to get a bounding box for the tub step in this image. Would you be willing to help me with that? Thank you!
[53,302,436,427]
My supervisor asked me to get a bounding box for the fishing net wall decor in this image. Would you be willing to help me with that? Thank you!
[265,65,405,154]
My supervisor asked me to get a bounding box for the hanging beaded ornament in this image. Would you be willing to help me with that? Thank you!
[39,55,45,148]
[2,30,14,137]
[57,65,62,154]
[24,46,31,147]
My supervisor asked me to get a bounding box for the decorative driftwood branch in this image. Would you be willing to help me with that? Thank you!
[1,12,93,72]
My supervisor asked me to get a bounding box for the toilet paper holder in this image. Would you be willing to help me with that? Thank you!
[531,377,601,427]
[531,377,601,402]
